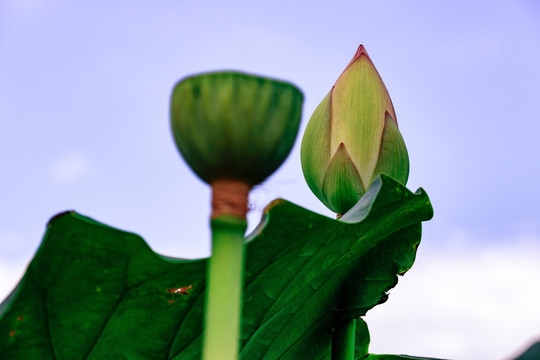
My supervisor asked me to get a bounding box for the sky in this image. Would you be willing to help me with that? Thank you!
[1,0,539,359]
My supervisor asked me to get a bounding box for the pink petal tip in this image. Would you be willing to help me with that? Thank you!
[347,44,371,66]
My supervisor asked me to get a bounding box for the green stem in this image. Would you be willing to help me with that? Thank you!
[331,318,356,360]
[202,215,247,360]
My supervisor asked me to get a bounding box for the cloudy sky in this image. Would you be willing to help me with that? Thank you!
[1,1,539,359]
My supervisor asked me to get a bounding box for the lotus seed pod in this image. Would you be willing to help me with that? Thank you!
[171,71,303,186]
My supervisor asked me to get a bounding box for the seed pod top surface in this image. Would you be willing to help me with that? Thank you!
[171,71,303,186]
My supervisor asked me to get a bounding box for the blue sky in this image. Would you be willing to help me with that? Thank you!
[1,1,539,359]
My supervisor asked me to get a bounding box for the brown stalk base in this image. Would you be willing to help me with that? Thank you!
[211,179,251,219]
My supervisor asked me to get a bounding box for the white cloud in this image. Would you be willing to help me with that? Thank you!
[365,234,540,360]
[0,231,34,304]
[49,152,91,184]
[0,259,28,303]
[0,230,25,253]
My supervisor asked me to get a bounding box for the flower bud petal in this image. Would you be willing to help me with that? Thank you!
[331,45,396,183]
[372,112,409,186]
[300,91,332,201]
[321,143,365,215]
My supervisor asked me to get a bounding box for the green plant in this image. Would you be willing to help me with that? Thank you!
[170,71,303,360]
[0,44,461,360]
[0,176,433,359]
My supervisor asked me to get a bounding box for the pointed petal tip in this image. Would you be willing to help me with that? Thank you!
[334,143,358,169]
[385,111,398,126]
[347,44,371,66]
[356,44,367,55]
[335,143,355,160]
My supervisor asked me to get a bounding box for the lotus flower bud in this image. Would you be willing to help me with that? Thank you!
[301,45,409,216]
[171,71,303,186]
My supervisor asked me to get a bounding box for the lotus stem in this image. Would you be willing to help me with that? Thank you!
[202,181,249,360]
[331,318,356,360]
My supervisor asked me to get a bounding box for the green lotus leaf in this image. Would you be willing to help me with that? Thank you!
[0,176,433,359]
